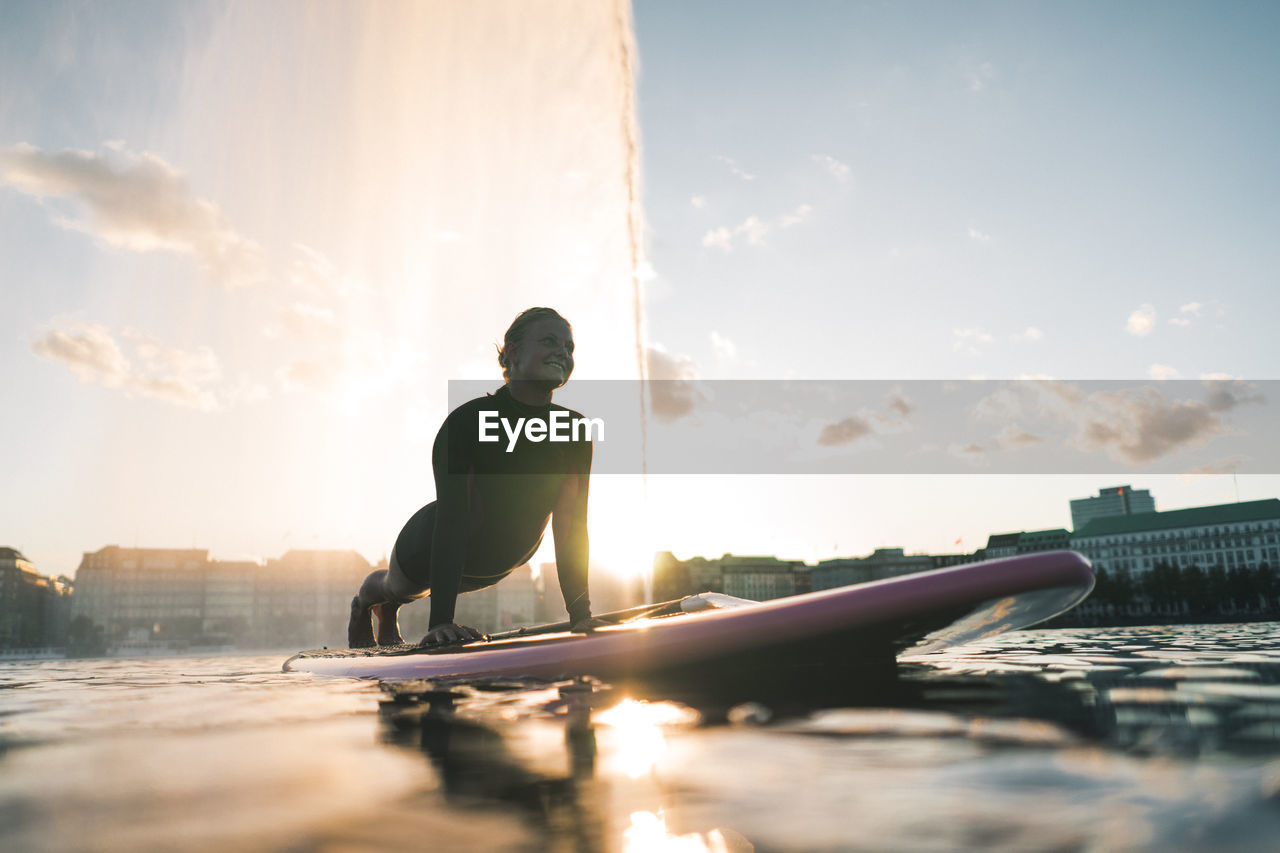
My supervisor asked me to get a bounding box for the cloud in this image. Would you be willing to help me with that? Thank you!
[710,330,737,361]
[817,390,915,449]
[1013,327,1043,343]
[277,359,335,393]
[885,390,915,420]
[967,227,991,242]
[817,415,874,447]
[713,155,756,181]
[274,302,339,340]
[811,154,851,183]
[968,61,994,92]
[288,243,341,296]
[1184,455,1249,476]
[779,204,812,228]
[0,143,266,287]
[702,227,733,251]
[975,380,1253,465]
[1126,304,1157,336]
[993,423,1043,450]
[1169,301,1203,327]
[702,205,813,252]
[1202,378,1264,412]
[645,344,703,422]
[949,442,989,466]
[953,328,994,355]
[690,195,707,209]
[31,322,224,410]
[1148,364,1181,380]
[738,216,769,245]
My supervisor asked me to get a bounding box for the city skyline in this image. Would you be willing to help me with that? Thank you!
[4,2,1279,579]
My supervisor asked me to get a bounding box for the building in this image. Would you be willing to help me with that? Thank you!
[255,550,373,649]
[982,529,1071,559]
[1070,485,1156,531]
[653,551,724,601]
[1071,498,1280,578]
[812,548,937,588]
[0,548,71,649]
[721,555,803,601]
[73,547,211,646]
[72,546,373,650]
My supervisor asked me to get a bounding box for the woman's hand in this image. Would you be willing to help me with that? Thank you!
[420,622,486,647]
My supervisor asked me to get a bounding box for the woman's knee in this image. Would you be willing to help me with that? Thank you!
[387,551,429,602]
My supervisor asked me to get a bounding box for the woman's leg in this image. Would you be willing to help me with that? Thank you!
[348,505,436,647]
[347,550,430,647]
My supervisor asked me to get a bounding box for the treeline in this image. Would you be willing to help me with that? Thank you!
[1059,561,1280,626]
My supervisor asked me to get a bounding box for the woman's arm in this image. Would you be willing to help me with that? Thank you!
[428,418,472,629]
[552,440,593,626]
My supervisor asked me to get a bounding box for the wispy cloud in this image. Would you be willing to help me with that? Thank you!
[953,328,994,355]
[967,227,991,242]
[271,302,339,340]
[713,155,756,181]
[973,380,1265,465]
[817,389,915,449]
[1126,304,1157,336]
[817,415,874,447]
[645,344,704,422]
[1185,454,1249,475]
[1013,327,1043,343]
[702,205,813,252]
[993,423,1043,450]
[710,330,737,361]
[31,322,226,410]
[702,227,733,251]
[779,204,812,228]
[1148,363,1181,380]
[690,195,707,209]
[0,143,266,288]
[967,61,994,92]
[1169,301,1203,327]
[810,154,851,183]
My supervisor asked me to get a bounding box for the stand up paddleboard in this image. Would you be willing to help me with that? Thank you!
[285,551,1094,693]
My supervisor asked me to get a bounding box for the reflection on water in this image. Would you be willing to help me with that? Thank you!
[2,624,1280,851]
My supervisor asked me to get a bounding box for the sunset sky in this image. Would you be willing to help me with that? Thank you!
[3,1,1278,580]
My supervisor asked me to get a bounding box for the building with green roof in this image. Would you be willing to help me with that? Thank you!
[1070,499,1280,577]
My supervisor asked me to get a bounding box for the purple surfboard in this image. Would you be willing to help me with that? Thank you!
[285,551,1093,686]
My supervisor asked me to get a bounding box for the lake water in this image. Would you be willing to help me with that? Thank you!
[2,623,1279,852]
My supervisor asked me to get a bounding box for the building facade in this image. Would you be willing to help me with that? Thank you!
[1070,485,1156,532]
[0,548,71,649]
[983,529,1071,559]
[72,546,373,650]
[721,556,802,601]
[1070,499,1280,578]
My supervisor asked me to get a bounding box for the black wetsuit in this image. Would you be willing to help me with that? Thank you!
[392,385,594,627]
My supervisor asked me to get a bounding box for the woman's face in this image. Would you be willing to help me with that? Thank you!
[508,316,574,386]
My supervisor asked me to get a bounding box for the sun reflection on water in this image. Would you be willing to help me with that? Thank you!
[594,698,700,779]
[623,811,731,853]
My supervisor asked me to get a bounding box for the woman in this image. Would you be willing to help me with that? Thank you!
[348,307,601,647]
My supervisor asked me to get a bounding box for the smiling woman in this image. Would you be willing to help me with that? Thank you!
[347,308,605,649]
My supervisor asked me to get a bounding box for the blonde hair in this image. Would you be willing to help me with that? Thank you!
[496,307,570,381]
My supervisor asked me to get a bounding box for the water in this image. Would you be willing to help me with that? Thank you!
[3,624,1280,852]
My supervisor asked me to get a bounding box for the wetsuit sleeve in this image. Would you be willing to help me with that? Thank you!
[428,412,470,627]
[553,437,593,624]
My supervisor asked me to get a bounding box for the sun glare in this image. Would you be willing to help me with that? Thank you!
[594,698,699,778]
